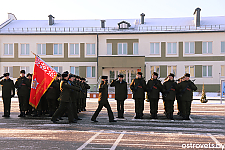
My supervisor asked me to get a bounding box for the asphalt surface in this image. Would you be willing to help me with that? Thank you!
[0,98,224,150]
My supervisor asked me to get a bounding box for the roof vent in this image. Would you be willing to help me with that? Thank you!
[48,14,54,25]
[140,13,145,24]
[101,20,106,28]
[193,7,201,27]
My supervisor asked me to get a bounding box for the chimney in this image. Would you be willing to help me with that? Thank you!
[193,7,201,27]
[140,13,145,24]
[48,14,54,25]
[100,20,106,28]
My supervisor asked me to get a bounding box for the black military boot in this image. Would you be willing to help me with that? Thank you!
[150,113,157,119]
[134,113,140,119]
[169,113,174,120]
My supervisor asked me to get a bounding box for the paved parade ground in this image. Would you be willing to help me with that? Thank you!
[0,98,224,150]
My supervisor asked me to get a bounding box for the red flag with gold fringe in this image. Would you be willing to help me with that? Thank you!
[29,55,57,108]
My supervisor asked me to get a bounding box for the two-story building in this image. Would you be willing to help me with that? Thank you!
[0,8,225,92]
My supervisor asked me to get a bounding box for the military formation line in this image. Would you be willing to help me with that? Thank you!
[0,70,197,123]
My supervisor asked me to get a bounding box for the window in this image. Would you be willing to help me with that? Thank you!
[70,44,79,55]
[120,23,128,29]
[86,43,95,55]
[150,43,160,54]
[185,42,194,54]
[221,42,225,53]
[150,66,160,76]
[107,43,112,55]
[110,70,115,82]
[4,44,13,55]
[133,43,138,54]
[118,43,127,55]
[53,44,62,55]
[167,42,177,54]
[70,66,79,75]
[185,66,195,77]
[20,66,30,74]
[87,66,95,78]
[21,44,29,55]
[202,66,212,77]
[52,66,62,73]
[4,67,13,77]
[202,42,212,54]
[37,44,46,55]
[221,65,225,76]
[167,66,177,77]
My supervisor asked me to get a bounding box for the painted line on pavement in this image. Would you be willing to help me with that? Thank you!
[110,131,126,150]
[77,130,104,150]
[207,133,222,146]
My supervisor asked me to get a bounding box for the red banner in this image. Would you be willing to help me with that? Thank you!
[29,56,57,108]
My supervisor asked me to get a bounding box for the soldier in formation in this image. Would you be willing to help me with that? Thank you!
[0,73,15,117]
[110,74,127,118]
[15,70,30,117]
[130,72,147,119]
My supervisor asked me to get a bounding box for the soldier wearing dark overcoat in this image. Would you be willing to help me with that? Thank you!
[162,73,177,120]
[91,76,116,122]
[130,72,147,119]
[0,73,15,117]
[15,70,30,117]
[146,72,163,119]
[45,73,60,117]
[51,71,80,123]
[110,74,127,118]
[178,73,197,120]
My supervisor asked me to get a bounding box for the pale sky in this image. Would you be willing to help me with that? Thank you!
[0,0,225,24]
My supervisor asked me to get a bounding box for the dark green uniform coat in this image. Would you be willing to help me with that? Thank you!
[110,80,127,101]
[110,79,127,118]
[0,78,15,116]
[162,80,177,117]
[178,80,197,119]
[15,76,30,112]
[51,80,80,122]
[91,80,114,121]
[146,78,163,116]
[130,78,147,118]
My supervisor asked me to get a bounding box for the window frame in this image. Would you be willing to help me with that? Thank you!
[167,42,177,55]
[202,65,212,77]
[86,43,96,55]
[184,66,195,77]
[53,43,63,55]
[221,41,225,53]
[133,43,139,55]
[202,41,213,54]
[70,66,79,76]
[150,42,160,55]
[37,43,46,55]
[4,66,13,78]
[69,43,79,55]
[184,42,195,54]
[20,43,30,55]
[52,66,63,73]
[167,65,177,77]
[4,43,14,55]
[107,43,112,55]
[117,43,127,55]
[150,66,160,77]
[86,66,96,78]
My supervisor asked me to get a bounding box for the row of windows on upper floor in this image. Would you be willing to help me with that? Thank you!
[4,66,96,78]
[2,42,225,56]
